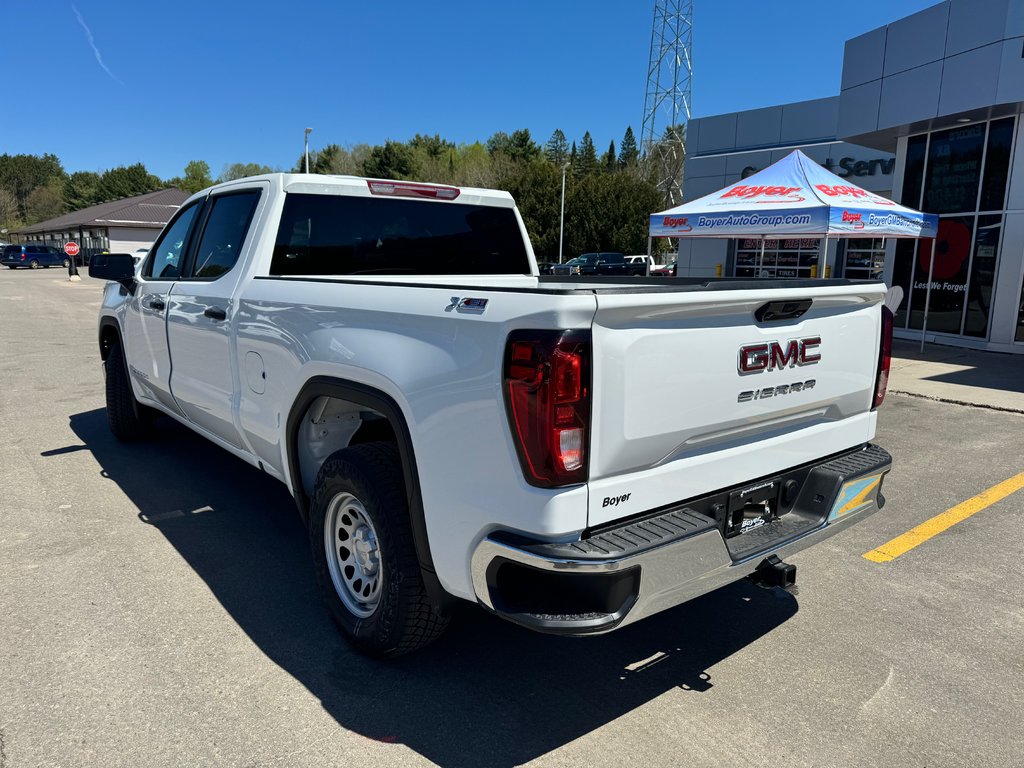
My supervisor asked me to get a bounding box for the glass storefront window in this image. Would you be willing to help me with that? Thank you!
[964,215,1001,338]
[979,118,1014,211]
[901,134,927,209]
[923,123,986,213]
[908,216,975,333]
[892,239,916,328]
[899,117,1015,341]
[734,238,819,278]
[1017,276,1024,342]
[842,238,885,280]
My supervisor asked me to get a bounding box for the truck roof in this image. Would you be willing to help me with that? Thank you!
[192,173,516,208]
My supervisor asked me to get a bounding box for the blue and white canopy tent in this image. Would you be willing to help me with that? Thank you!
[648,149,940,347]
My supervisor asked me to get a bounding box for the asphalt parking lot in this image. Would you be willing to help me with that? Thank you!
[2,268,1023,768]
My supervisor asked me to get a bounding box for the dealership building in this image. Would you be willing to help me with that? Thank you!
[678,0,1024,352]
[16,188,188,257]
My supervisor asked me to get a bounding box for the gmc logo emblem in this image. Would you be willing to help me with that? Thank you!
[739,337,821,375]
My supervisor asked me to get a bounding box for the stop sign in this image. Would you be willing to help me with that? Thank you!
[64,242,80,257]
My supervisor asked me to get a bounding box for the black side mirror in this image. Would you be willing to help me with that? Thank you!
[89,253,135,284]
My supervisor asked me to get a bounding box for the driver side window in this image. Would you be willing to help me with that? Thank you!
[144,201,202,279]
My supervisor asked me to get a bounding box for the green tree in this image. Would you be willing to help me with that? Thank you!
[545,129,569,166]
[575,132,598,176]
[507,129,541,164]
[361,140,417,179]
[0,153,66,221]
[178,160,213,194]
[0,188,20,230]
[96,163,162,201]
[603,140,617,172]
[502,160,563,258]
[409,134,455,159]
[485,131,512,157]
[25,182,66,224]
[618,126,640,169]
[65,171,102,211]
[219,162,275,181]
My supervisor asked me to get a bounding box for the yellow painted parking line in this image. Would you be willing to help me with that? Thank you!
[864,471,1024,563]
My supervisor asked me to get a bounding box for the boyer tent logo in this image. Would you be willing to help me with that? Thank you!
[718,185,806,203]
[841,210,865,229]
[661,216,692,232]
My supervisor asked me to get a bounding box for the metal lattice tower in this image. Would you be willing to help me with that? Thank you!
[641,0,693,207]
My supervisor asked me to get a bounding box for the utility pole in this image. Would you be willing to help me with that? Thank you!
[559,163,570,264]
[304,127,313,173]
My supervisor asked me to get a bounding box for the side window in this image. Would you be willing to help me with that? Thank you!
[188,191,260,279]
[144,202,202,280]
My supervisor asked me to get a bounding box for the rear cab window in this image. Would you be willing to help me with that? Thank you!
[270,193,530,276]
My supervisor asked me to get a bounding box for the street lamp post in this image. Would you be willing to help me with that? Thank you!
[559,162,570,263]
[304,127,313,173]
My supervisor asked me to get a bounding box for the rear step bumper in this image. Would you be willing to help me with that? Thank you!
[471,443,891,635]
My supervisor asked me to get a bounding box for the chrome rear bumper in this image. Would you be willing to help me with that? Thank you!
[471,444,891,635]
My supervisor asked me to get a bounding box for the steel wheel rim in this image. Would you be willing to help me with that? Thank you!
[324,492,383,618]
[30,260,39,269]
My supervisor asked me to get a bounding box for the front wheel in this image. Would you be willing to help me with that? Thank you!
[104,340,151,441]
[309,442,449,657]
[63,258,70,268]
[29,259,39,269]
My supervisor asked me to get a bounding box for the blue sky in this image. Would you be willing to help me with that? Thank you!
[5,0,939,180]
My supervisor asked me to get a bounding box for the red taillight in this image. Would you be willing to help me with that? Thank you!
[366,180,460,200]
[873,305,894,409]
[20,253,26,261]
[504,330,591,486]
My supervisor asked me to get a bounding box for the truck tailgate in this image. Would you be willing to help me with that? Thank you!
[587,283,885,527]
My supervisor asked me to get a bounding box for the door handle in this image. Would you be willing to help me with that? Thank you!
[204,307,227,321]
[147,299,166,311]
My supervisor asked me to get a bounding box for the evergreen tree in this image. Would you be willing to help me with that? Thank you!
[485,131,512,157]
[65,171,102,210]
[361,140,417,179]
[576,132,598,176]
[507,129,541,164]
[603,140,617,172]
[96,163,162,201]
[409,134,455,158]
[618,126,640,169]
[545,129,569,166]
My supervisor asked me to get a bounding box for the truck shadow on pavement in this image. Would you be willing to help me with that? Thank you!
[65,408,799,768]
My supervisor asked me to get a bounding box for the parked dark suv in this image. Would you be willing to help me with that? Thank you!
[2,244,69,269]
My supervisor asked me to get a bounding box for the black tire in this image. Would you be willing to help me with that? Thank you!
[29,259,39,269]
[62,257,70,268]
[310,442,448,657]
[104,340,150,441]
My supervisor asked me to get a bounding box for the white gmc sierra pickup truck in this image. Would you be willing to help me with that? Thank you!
[90,173,894,657]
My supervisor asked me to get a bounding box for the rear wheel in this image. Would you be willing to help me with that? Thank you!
[29,259,39,269]
[104,340,151,441]
[309,442,448,657]
[62,257,70,268]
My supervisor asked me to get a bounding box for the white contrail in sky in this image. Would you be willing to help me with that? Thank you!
[72,5,123,84]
